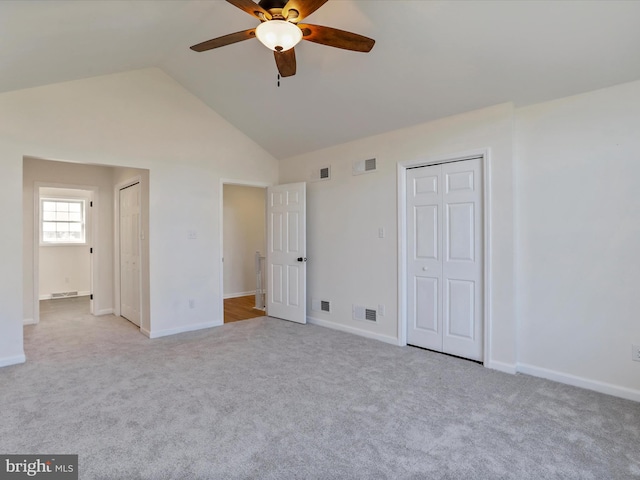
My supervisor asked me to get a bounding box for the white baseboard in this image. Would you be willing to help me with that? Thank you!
[485,360,517,375]
[94,308,114,316]
[145,320,222,339]
[0,354,26,368]
[223,291,257,299]
[39,291,91,301]
[23,318,37,326]
[518,363,640,403]
[307,316,400,346]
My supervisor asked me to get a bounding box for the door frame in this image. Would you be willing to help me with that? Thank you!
[218,178,270,324]
[114,176,142,326]
[31,182,98,325]
[397,148,492,363]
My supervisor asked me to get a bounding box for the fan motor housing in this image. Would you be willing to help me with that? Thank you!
[258,0,289,11]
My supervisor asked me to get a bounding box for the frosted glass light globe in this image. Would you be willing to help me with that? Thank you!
[256,20,303,52]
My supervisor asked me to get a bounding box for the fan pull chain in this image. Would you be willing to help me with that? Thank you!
[277,74,281,88]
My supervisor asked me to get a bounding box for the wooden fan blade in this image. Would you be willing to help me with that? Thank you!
[190,29,257,52]
[299,24,375,52]
[274,49,297,77]
[226,0,272,20]
[282,0,328,23]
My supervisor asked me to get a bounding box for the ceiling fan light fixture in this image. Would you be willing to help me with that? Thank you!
[256,20,302,52]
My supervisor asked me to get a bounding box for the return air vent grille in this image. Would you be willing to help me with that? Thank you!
[365,158,376,171]
[312,298,331,313]
[310,165,331,182]
[353,304,378,322]
[352,158,377,175]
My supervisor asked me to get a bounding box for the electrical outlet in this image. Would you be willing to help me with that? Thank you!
[633,344,640,362]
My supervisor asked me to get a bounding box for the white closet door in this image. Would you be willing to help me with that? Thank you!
[441,159,483,361]
[407,158,483,361]
[407,164,444,351]
[120,183,141,326]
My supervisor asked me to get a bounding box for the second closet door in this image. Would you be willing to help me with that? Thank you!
[406,158,483,361]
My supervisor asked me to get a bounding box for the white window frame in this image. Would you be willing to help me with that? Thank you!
[40,197,88,246]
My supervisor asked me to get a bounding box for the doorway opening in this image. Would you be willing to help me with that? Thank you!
[23,157,150,335]
[37,186,94,323]
[222,182,268,323]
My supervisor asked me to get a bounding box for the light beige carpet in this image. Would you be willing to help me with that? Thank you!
[1,297,639,479]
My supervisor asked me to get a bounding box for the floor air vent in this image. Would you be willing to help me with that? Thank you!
[51,291,78,299]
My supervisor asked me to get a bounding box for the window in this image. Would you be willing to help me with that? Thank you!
[41,198,86,245]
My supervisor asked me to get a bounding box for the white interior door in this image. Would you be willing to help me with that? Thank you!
[120,183,141,326]
[267,182,307,324]
[406,158,483,361]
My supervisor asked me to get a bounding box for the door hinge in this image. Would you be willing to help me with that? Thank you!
[90,294,93,300]
[90,201,93,207]
[90,247,93,254]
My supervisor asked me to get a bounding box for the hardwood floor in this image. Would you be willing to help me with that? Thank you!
[224,295,264,323]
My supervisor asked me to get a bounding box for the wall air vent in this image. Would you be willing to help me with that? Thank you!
[310,166,331,182]
[312,298,331,313]
[352,158,377,175]
[353,304,378,322]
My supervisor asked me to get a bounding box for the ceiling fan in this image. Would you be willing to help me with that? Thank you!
[190,0,375,77]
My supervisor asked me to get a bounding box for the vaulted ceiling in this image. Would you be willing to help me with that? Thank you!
[1,0,640,159]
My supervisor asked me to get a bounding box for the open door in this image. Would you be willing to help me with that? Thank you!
[120,182,141,326]
[267,182,307,324]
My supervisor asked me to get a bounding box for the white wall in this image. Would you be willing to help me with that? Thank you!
[223,185,266,298]
[279,79,640,401]
[279,103,516,369]
[515,79,640,399]
[39,246,91,298]
[1,67,278,366]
